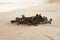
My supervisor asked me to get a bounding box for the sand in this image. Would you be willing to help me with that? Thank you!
[0,6,60,40]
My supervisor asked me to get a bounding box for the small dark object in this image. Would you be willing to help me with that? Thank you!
[11,20,16,23]
[11,14,52,26]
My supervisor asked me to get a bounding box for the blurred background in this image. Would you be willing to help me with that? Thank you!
[0,0,60,12]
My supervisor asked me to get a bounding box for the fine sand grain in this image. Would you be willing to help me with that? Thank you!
[0,6,60,40]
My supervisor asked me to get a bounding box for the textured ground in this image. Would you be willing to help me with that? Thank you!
[0,6,60,40]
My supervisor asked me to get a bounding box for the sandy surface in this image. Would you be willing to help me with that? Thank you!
[0,6,60,40]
